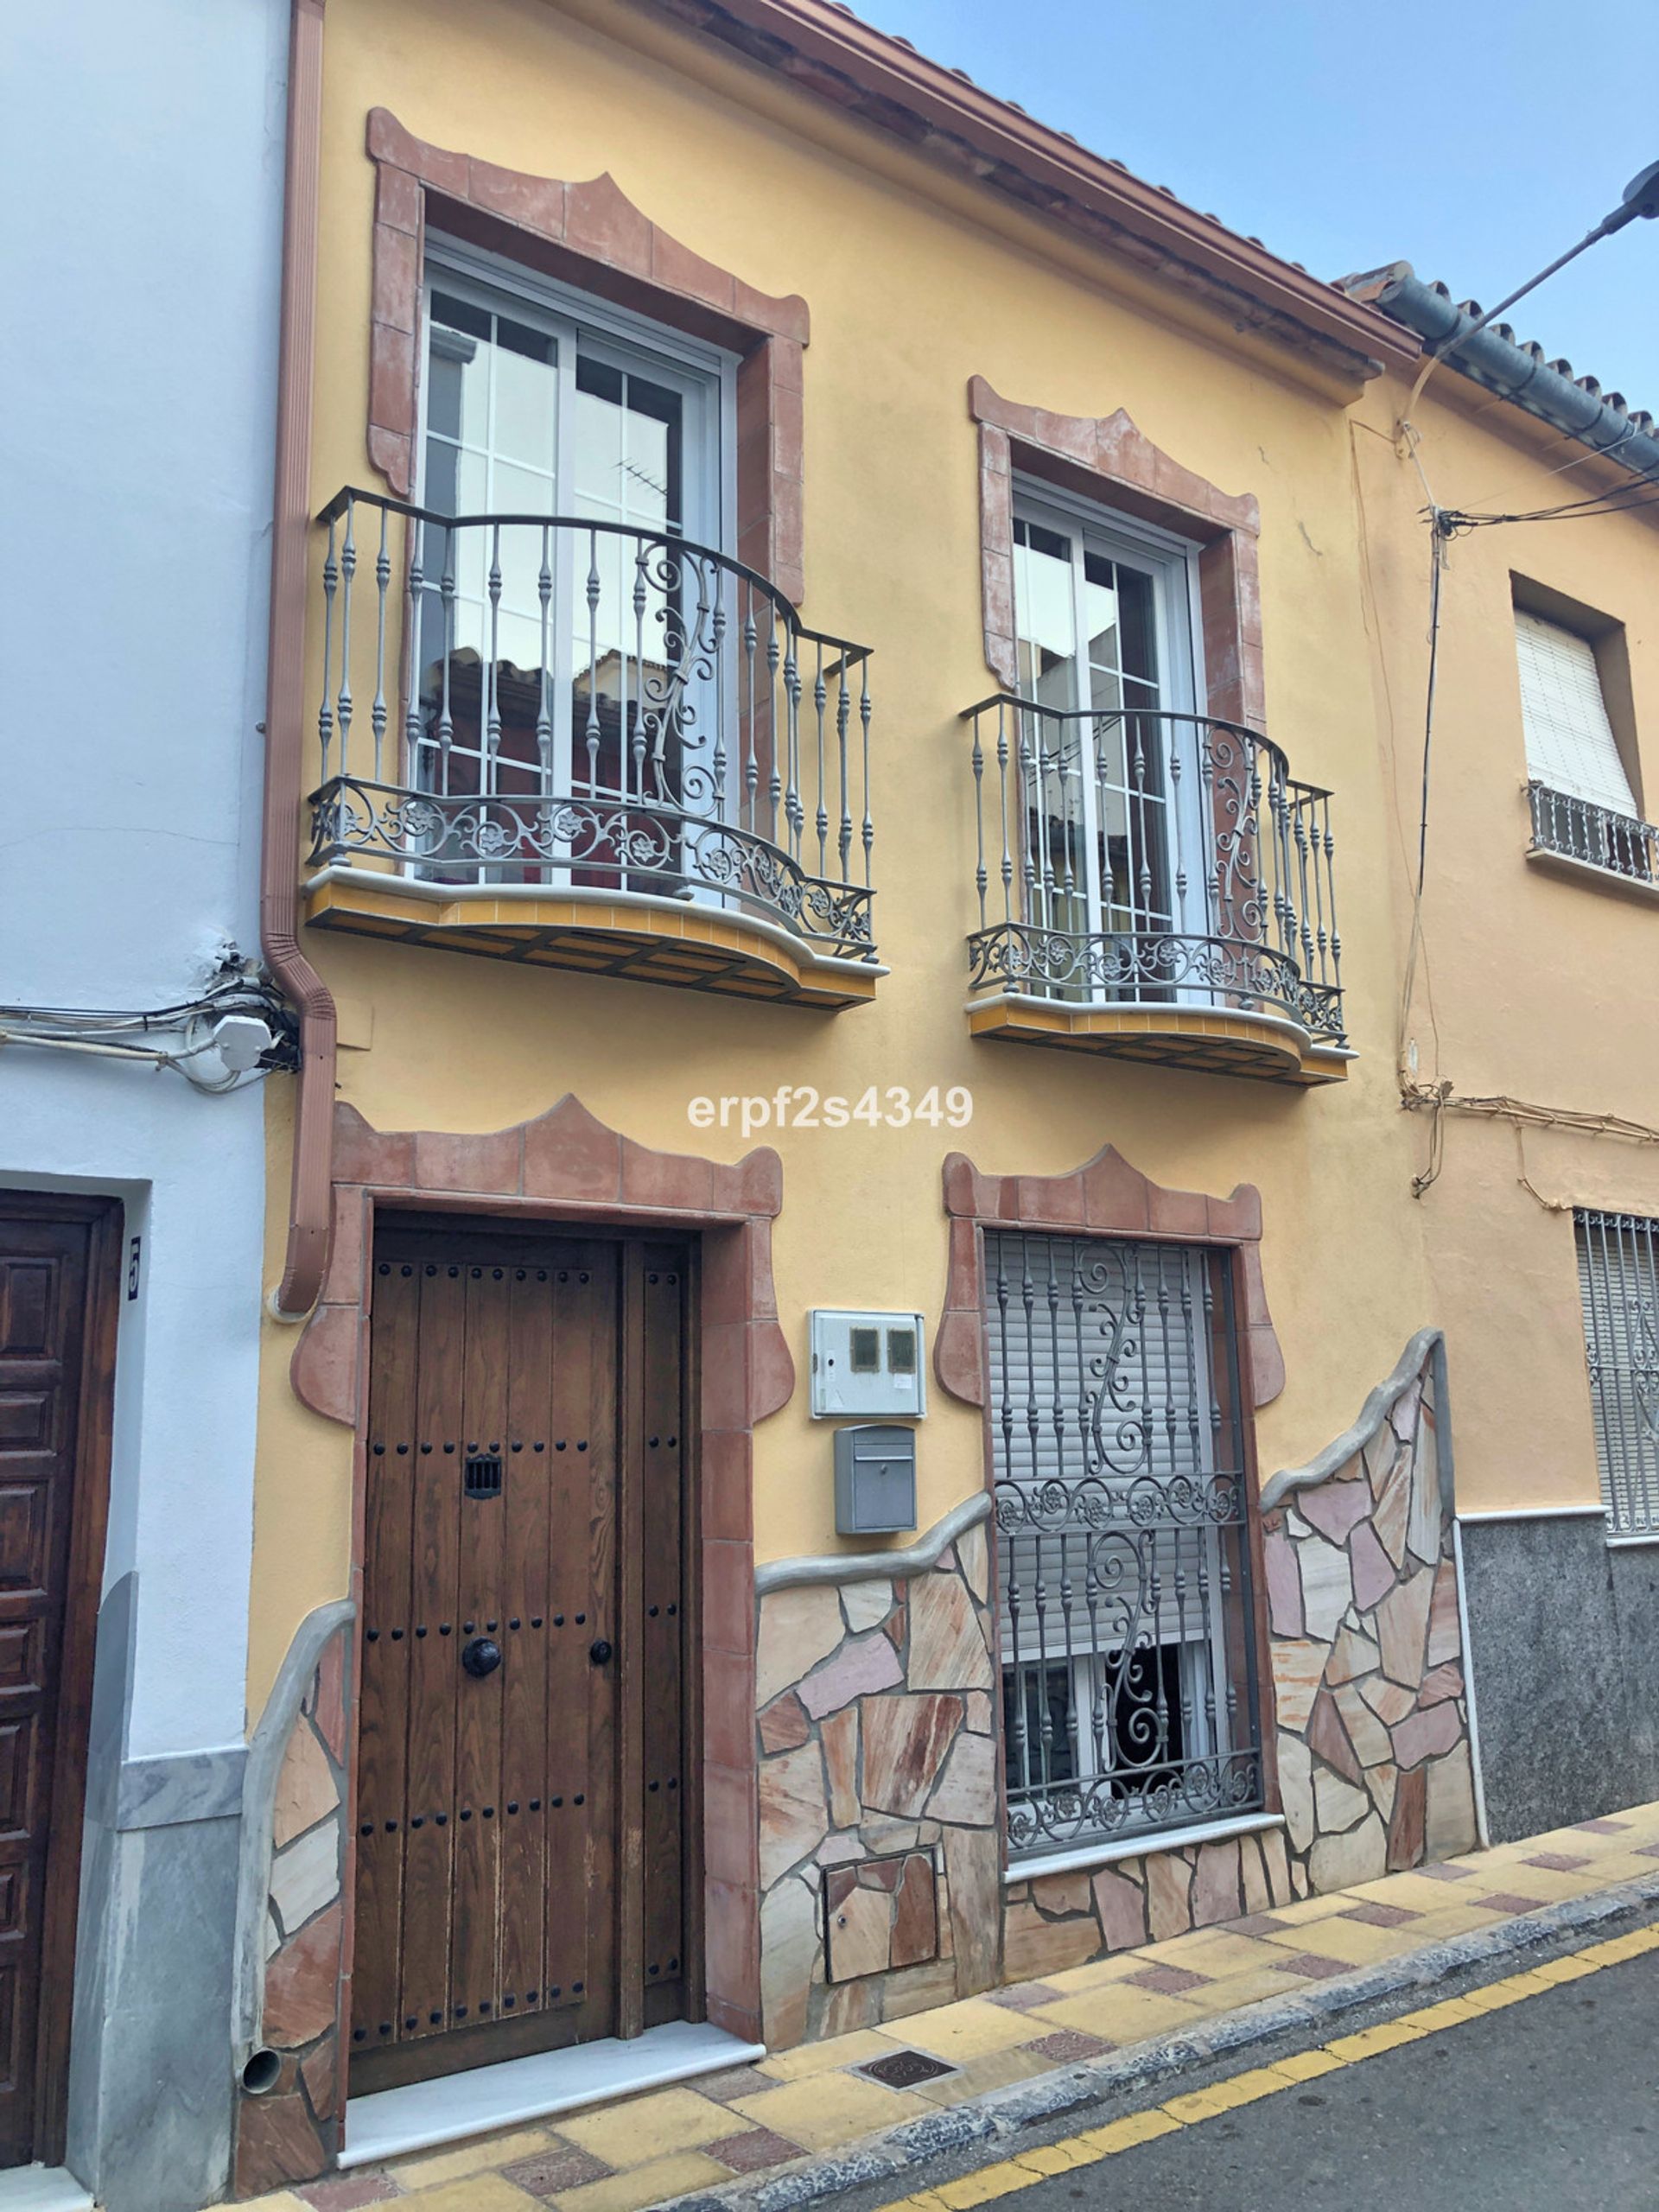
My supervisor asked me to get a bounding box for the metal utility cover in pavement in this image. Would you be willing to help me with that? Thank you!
[858,2049,957,2089]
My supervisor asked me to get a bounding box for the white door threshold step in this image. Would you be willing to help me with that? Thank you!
[0,2170,93,2212]
[339,2018,766,2170]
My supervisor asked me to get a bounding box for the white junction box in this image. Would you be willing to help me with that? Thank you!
[810,1309,927,1419]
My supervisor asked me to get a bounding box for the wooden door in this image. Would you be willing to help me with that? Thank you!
[0,1195,118,2169]
[352,1223,694,2091]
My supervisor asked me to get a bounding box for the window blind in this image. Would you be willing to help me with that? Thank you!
[1575,1211,1659,1536]
[1515,610,1636,817]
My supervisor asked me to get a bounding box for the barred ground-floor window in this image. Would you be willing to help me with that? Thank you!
[1575,1209,1659,1538]
[984,1230,1264,1862]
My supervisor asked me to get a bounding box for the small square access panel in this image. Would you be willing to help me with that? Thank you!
[858,2049,957,2089]
[823,1850,939,1982]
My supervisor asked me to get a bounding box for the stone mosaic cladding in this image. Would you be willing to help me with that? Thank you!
[1002,1332,1475,1967]
[1263,1332,1476,1888]
[233,1623,353,2196]
[754,1519,1001,2045]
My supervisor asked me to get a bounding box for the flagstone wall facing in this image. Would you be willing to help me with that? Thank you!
[1262,1329,1475,1887]
[753,1516,1003,2046]
[756,1336,1472,2034]
[232,1622,352,2196]
[1002,1330,1474,1967]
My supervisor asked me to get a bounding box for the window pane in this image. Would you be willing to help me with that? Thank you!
[493,337,557,472]
[1116,565,1160,687]
[427,305,487,449]
[1014,522,1077,664]
[1084,553,1119,671]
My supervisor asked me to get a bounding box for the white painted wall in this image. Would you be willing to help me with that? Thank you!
[0,0,288,1756]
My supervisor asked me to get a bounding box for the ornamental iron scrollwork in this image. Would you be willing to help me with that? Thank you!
[964,692,1344,1046]
[1529,781,1659,886]
[309,778,874,957]
[308,487,876,963]
[988,1230,1263,1859]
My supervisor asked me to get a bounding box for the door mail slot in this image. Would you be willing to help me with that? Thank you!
[833,1423,917,1535]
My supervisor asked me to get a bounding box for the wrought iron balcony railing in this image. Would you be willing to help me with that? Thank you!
[964,694,1346,1055]
[1529,781,1658,887]
[308,487,876,963]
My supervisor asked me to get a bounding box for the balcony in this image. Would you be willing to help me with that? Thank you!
[304,489,879,1007]
[963,695,1349,1085]
[1528,781,1659,901]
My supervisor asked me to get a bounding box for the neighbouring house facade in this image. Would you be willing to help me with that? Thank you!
[1340,263,1659,1844]
[13,1,1659,2208]
[0,0,289,2204]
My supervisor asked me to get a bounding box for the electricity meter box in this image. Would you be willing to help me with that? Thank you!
[833,1424,918,1535]
[810,1310,927,1419]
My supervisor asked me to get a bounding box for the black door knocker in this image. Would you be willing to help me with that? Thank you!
[461,1636,502,1678]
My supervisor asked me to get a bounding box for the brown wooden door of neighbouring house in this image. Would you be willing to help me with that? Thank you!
[0,1194,118,2170]
[352,1221,696,2092]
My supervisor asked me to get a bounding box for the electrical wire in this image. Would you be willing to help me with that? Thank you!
[1438,454,1659,532]
[1350,421,1441,1083]
[1384,188,1659,1199]
[0,962,296,1093]
[1403,1081,1659,1148]
[1390,420,1452,1093]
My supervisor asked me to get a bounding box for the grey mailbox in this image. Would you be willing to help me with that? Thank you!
[833,1424,917,1536]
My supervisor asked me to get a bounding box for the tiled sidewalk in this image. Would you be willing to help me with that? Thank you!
[244,1803,1659,2212]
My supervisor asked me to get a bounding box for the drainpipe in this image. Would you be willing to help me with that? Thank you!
[261,0,336,1320]
[1341,263,1659,484]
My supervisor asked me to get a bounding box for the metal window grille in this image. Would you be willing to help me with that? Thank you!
[1575,1210,1659,1536]
[985,1231,1262,1862]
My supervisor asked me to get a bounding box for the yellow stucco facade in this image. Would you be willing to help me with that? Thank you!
[1351,369,1659,1528]
[215,0,1659,2176]
[246,0,1465,1723]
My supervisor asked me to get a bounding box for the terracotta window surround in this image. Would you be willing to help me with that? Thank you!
[365,107,808,602]
[290,1094,794,2045]
[969,374,1264,730]
[932,1142,1286,1837]
[931,1141,1284,1414]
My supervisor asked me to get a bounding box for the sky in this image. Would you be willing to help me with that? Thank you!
[856,0,1658,404]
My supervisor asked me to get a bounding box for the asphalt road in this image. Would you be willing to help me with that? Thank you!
[1031,1955,1659,2209]
[828,1929,1659,2212]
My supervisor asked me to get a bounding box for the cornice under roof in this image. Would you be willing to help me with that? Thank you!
[643,0,1419,388]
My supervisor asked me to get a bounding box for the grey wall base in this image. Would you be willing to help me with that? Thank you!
[66,1575,244,2212]
[69,1818,241,2212]
[1460,1516,1659,1842]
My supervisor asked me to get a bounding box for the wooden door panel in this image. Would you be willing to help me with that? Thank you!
[0,1202,115,2170]
[450,1262,509,2033]
[0,1262,57,1357]
[496,1266,551,2024]
[0,1481,56,1602]
[552,1249,616,2030]
[398,1259,466,2043]
[354,1227,684,2094]
[639,1250,686,2012]
[353,1256,419,2046]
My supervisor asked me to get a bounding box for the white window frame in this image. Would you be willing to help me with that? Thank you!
[423,232,738,549]
[1009,477,1212,961]
[407,243,744,885]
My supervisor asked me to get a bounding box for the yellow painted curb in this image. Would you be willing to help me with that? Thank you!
[868,1913,1659,2212]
